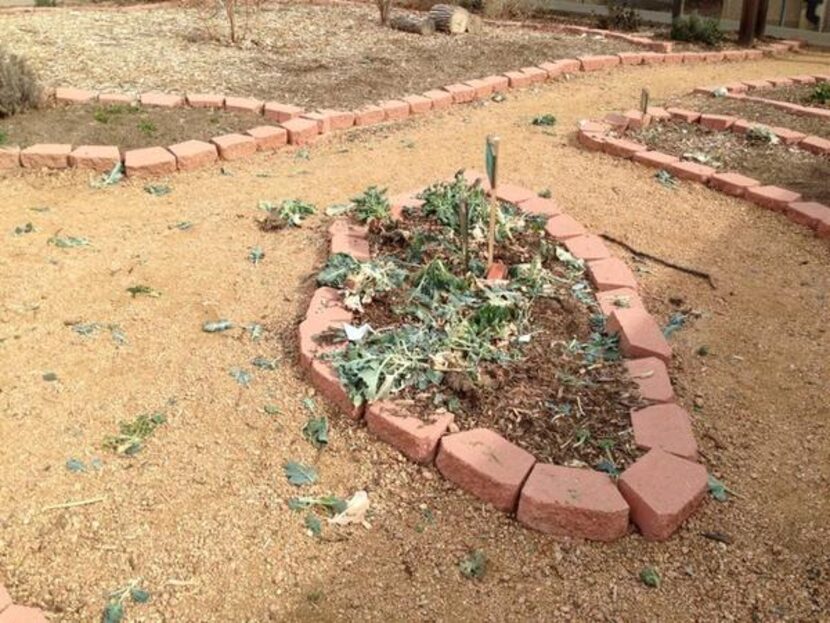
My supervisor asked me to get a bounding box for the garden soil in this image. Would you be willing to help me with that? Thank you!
[0,51,828,622]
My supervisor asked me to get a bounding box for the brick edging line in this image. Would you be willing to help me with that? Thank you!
[575,97,830,240]
[695,72,830,121]
[299,171,710,543]
[0,40,805,178]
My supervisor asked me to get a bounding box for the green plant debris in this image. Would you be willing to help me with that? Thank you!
[302,397,317,413]
[288,494,347,515]
[13,222,35,235]
[663,313,686,337]
[264,404,281,415]
[655,169,678,189]
[126,285,161,298]
[90,162,124,188]
[708,474,729,502]
[144,184,171,197]
[746,125,779,144]
[110,325,127,346]
[248,246,265,265]
[103,412,166,455]
[66,458,85,473]
[48,235,90,248]
[258,199,316,228]
[302,415,329,449]
[283,461,318,486]
[531,114,557,126]
[170,221,193,231]
[71,322,99,337]
[295,148,310,160]
[639,566,661,588]
[229,367,252,386]
[304,513,322,537]
[595,458,619,477]
[491,92,506,103]
[697,345,710,356]
[251,356,278,370]
[245,323,264,341]
[0,129,7,145]
[459,550,487,579]
[42,372,58,382]
[538,188,552,198]
[203,320,234,333]
[103,580,150,623]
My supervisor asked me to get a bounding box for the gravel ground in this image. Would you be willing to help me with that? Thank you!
[0,3,640,109]
[0,50,828,622]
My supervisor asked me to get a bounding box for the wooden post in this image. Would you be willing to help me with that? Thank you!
[485,135,500,269]
[755,0,770,37]
[640,88,650,115]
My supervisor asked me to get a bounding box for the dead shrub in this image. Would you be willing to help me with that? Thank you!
[183,0,265,44]
[0,46,42,118]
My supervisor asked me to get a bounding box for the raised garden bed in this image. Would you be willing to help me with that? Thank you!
[0,3,642,109]
[298,171,709,542]
[662,93,830,140]
[0,102,259,150]
[629,121,830,204]
[753,82,830,110]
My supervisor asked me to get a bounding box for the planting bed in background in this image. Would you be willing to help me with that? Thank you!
[630,120,830,204]
[299,171,710,543]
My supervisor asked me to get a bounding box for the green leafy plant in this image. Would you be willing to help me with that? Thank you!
[670,13,724,46]
[810,82,830,105]
[248,246,265,265]
[317,253,360,288]
[350,186,391,224]
[137,119,157,136]
[103,412,166,455]
[258,199,316,229]
[288,494,347,514]
[459,550,487,579]
[102,580,150,623]
[0,45,42,117]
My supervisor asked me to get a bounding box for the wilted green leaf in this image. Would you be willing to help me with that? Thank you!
[144,184,171,197]
[304,513,322,537]
[49,235,90,248]
[102,601,124,623]
[284,461,318,486]
[229,367,252,386]
[708,474,729,502]
[126,285,161,298]
[129,587,150,604]
[531,114,557,126]
[248,246,265,265]
[303,416,329,449]
[203,320,234,333]
[251,356,278,370]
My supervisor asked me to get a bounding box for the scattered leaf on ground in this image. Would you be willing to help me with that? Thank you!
[284,461,318,486]
[202,320,234,333]
[251,356,278,370]
[144,184,171,196]
[48,235,90,248]
[459,550,487,579]
[248,246,265,265]
[708,474,729,502]
[126,285,161,298]
[640,566,661,588]
[531,114,557,126]
[229,367,252,386]
[304,513,322,537]
[303,415,329,449]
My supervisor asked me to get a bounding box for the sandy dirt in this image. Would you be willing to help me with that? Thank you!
[1,50,829,622]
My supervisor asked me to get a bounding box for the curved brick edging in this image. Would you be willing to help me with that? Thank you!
[0,584,48,622]
[696,73,830,121]
[0,39,805,177]
[576,99,830,239]
[297,171,709,542]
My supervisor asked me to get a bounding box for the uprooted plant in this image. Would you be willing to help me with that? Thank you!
[312,172,641,467]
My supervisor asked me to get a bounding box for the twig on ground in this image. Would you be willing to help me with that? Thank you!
[600,233,717,289]
[43,496,106,511]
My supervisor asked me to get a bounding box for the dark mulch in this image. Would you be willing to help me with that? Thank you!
[629,121,830,204]
[662,93,830,140]
[354,205,643,469]
[0,103,260,150]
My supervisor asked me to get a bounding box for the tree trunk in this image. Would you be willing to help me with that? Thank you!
[671,0,684,19]
[390,14,436,34]
[428,4,470,34]
[754,0,770,37]
[738,0,759,46]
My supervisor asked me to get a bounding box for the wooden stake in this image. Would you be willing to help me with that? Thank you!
[485,135,500,268]
[640,88,650,115]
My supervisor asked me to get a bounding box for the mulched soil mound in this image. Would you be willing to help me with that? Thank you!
[663,93,830,139]
[1,4,640,109]
[629,121,830,204]
[757,83,830,109]
[0,103,259,150]
[354,202,643,469]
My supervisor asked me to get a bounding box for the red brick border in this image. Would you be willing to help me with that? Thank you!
[578,103,830,240]
[706,73,830,121]
[1,41,803,178]
[297,172,710,542]
[0,585,48,622]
